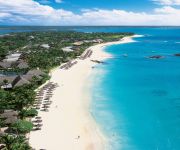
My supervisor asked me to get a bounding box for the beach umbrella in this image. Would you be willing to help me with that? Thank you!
[36,92,44,94]
[41,108,49,111]
[46,100,52,103]
[44,100,51,103]
[35,97,43,99]
[43,100,50,102]
[43,103,50,106]
[32,120,38,123]
[38,92,44,94]
[35,107,41,109]
[34,102,42,105]
[34,123,43,127]
[45,97,52,99]
[46,95,52,97]
[46,94,53,96]
[46,93,53,96]
[36,94,44,98]
[34,127,41,130]
[33,103,39,106]
[35,120,42,123]
[44,109,49,112]
[33,105,40,107]
[36,97,43,99]
[46,94,53,95]
[44,98,51,101]
[34,101,42,104]
[42,105,49,108]
[44,103,52,106]
[35,116,41,119]
[35,101,42,103]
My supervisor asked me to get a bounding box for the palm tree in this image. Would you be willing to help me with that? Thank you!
[11,120,33,134]
[2,79,9,89]
[10,136,31,150]
[0,135,31,150]
[13,86,36,111]
[0,118,6,132]
[0,134,15,150]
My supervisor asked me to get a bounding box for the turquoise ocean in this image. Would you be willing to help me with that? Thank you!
[1,26,180,150]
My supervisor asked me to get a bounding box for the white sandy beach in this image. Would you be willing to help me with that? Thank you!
[29,36,137,150]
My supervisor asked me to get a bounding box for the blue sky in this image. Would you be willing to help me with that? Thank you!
[0,0,180,25]
[36,0,156,13]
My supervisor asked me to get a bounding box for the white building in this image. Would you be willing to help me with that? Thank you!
[62,46,74,52]
[41,44,50,49]
[3,53,22,62]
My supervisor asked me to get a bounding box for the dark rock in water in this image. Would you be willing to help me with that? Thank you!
[174,53,180,56]
[152,90,168,97]
[91,60,106,64]
[147,55,164,59]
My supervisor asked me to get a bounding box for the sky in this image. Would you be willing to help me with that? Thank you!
[0,0,180,25]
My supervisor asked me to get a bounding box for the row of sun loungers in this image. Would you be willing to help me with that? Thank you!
[80,49,92,60]
[60,49,93,70]
[60,60,78,70]
[32,82,58,131]
[32,116,43,131]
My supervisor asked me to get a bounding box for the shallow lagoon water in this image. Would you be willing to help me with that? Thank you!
[90,28,180,150]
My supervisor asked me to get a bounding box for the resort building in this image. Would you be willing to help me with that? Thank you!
[41,44,50,49]
[29,35,35,39]
[83,39,103,43]
[73,41,84,46]
[3,53,22,62]
[26,69,45,76]
[0,61,29,70]
[0,62,12,69]
[16,61,29,69]
[0,69,45,89]
[93,39,103,43]
[62,46,74,52]
[0,110,18,125]
[0,75,30,89]
[0,76,16,89]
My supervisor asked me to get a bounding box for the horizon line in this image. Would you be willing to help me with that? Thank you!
[1,25,180,27]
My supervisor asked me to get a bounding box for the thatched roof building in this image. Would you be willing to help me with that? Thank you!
[0,62,12,69]
[12,75,31,87]
[0,110,18,125]
[26,69,45,76]
[0,69,45,89]
[17,61,29,69]
[0,76,17,89]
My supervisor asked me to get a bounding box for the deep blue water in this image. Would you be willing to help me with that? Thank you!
[1,26,180,150]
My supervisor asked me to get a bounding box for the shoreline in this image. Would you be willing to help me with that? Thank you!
[29,35,138,150]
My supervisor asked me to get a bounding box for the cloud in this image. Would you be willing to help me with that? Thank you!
[152,0,180,5]
[0,0,74,25]
[0,12,12,18]
[77,8,180,25]
[155,6,180,13]
[0,0,180,25]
